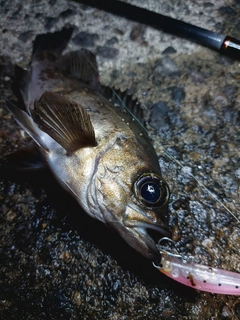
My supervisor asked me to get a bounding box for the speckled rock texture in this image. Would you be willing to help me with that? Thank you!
[1,0,240,319]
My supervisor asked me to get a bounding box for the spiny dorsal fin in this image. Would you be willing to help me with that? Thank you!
[101,85,147,132]
[32,91,97,154]
[60,49,99,85]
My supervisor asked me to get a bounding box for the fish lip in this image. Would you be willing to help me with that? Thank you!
[133,222,170,248]
[123,202,170,260]
[136,221,170,236]
[124,202,170,237]
[133,224,170,260]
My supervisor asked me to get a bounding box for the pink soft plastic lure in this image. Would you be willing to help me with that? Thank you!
[154,249,240,295]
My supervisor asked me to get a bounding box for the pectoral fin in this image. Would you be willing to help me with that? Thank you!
[5,142,46,171]
[32,91,97,154]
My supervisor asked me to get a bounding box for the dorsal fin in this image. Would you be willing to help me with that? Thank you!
[101,85,147,131]
[32,27,75,58]
[32,91,97,154]
[60,49,99,86]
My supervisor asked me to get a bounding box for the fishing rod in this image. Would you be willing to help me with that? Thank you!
[73,0,240,60]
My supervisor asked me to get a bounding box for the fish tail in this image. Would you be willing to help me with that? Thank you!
[14,27,75,109]
[32,26,75,59]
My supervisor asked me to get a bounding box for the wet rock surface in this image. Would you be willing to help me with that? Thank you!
[1,0,240,319]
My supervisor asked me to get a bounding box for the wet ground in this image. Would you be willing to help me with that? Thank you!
[1,0,240,319]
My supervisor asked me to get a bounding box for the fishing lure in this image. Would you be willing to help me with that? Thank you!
[153,238,240,295]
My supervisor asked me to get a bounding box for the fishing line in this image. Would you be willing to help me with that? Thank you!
[162,148,240,223]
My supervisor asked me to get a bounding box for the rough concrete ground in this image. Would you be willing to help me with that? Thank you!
[1,0,240,319]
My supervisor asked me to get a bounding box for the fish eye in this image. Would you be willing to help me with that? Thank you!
[133,173,170,209]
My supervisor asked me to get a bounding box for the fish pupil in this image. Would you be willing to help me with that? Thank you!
[140,181,161,204]
[133,173,170,209]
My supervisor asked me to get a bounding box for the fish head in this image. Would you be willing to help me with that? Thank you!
[98,170,170,262]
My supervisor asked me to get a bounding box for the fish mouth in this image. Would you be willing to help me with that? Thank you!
[133,224,170,262]
[123,203,170,262]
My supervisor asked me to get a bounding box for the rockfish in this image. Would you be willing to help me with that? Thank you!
[6,27,170,262]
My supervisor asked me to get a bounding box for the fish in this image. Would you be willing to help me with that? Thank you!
[5,27,171,262]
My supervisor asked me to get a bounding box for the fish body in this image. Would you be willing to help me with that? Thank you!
[6,27,170,261]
